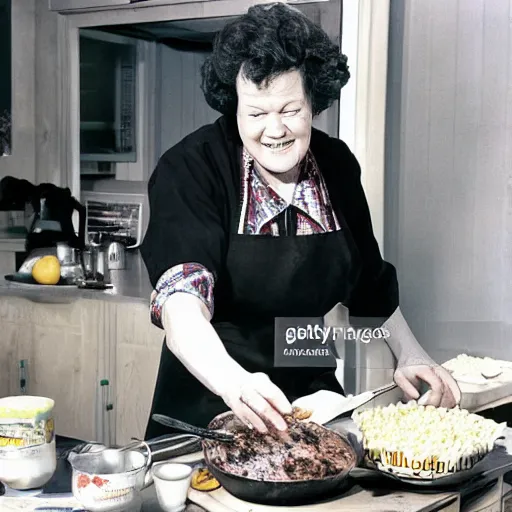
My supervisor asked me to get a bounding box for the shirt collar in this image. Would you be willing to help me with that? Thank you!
[242,147,330,232]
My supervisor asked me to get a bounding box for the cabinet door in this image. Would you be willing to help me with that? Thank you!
[0,297,32,398]
[21,301,100,442]
[113,302,162,446]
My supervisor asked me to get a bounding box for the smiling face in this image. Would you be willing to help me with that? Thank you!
[236,69,313,175]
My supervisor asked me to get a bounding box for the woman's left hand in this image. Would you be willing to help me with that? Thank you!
[394,363,461,408]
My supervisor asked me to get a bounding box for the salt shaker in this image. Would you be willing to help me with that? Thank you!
[107,241,126,270]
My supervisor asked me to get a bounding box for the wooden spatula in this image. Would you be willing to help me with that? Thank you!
[293,382,398,425]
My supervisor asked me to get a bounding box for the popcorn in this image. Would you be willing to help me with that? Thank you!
[352,401,506,479]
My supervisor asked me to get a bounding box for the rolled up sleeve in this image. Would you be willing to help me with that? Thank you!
[150,263,215,328]
[141,143,227,329]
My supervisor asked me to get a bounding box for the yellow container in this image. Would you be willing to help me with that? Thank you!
[0,396,57,489]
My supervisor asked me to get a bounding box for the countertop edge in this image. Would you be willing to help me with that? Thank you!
[0,281,151,306]
[0,250,153,306]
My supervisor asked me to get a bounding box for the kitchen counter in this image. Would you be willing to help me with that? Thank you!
[4,475,506,512]
[0,249,153,305]
[0,463,466,512]
[3,423,512,512]
[0,488,462,512]
[3,433,510,512]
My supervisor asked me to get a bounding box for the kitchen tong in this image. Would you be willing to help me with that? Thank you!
[151,414,235,443]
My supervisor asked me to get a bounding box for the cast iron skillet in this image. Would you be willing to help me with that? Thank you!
[201,411,359,506]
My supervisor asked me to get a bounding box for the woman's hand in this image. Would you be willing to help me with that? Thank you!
[379,307,461,408]
[394,363,461,408]
[162,294,291,433]
[220,372,293,434]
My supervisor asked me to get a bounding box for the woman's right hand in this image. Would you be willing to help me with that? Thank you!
[220,372,292,433]
[161,294,291,433]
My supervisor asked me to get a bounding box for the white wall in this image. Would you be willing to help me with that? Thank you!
[385,0,512,363]
[0,0,62,186]
[156,45,219,158]
[0,0,36,183]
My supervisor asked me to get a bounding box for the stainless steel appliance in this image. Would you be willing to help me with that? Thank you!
[81,189,146,250]
[79,184,147,287]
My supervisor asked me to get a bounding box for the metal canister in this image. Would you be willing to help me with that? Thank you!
[107,241,126,270]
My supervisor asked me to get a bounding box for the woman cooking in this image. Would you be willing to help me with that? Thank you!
[141,3,460,439]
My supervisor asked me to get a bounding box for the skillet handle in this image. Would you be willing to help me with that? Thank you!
[147,433,199,448]
[150,436,201,460]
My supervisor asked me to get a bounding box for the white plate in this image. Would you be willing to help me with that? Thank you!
[4,279,77,289]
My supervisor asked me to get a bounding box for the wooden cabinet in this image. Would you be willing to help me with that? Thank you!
[113,301,163,445]
[0,294,162,446]
[0,298,36,399]
[0,297,99,442]
[0,315,29,398]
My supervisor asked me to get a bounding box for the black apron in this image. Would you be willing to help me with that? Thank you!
[145,198,361,439]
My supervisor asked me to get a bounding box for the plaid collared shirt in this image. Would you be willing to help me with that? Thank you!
[150,148,341,327]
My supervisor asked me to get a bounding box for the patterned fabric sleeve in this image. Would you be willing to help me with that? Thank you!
[150,262,215,329]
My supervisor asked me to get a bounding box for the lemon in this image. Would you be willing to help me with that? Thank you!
[32,256,61,285]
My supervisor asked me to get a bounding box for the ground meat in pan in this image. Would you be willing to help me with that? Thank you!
[204,409,355,481]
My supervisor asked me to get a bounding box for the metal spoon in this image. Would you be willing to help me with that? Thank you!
[151,414,235,443]
[481,368,503,379]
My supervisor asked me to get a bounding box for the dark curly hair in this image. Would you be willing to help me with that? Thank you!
[200,2,350,117]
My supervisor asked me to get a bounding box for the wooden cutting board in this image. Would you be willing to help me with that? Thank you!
[442,357,512,412]
[187,487,460,512]
[457,373,512,413]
